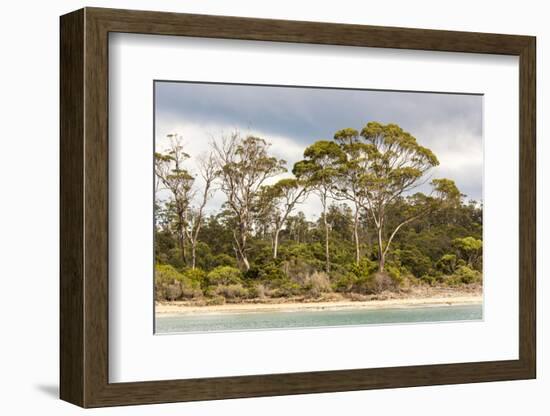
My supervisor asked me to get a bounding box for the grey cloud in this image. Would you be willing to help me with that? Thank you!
[155,81,483,200]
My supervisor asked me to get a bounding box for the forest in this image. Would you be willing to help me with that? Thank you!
[154,122,483,304]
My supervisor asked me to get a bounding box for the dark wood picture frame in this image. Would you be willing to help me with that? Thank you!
[60,7,536,408]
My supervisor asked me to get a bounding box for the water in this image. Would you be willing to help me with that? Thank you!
[155,303,482,334]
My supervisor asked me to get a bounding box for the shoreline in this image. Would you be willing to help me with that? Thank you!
[156,294,482,316]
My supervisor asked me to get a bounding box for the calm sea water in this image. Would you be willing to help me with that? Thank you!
[155,303,482,334]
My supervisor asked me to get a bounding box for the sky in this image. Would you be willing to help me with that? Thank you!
[155,81,483,220]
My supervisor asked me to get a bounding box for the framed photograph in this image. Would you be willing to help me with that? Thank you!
[60,7,536,408]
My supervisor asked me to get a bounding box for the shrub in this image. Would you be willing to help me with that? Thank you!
[420,274,437,286]
[248,283,266,299]
[348,257,377,280]
[447,265,482,285]
[333,273,357,292]
[258,262,287,283]
[155,264,184,285]
[181,268,206,287]
[155,264,184,301]
[369,272,399,293]
[268,281,302,298]
[333,257,377,294]
[394,249,432,278]
[165,282,183,301]
[206,266,243,286]
[281,258,315,284]
[181,286,203,299]
[205,295,226,305]
[212,283,248,300]
[302,271,332,298]
[385,265,403,285]
[155,264,202,300]
[212,253,238,268]
[436,254,458,275]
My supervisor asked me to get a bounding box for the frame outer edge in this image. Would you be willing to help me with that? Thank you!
[60,7,537,407]
[519,37,536,378]
[60,8,86,407]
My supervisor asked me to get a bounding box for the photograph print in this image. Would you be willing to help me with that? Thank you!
[153,81,483,334]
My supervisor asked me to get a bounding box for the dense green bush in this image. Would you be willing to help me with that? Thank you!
[181,267,206,287]
[436,253,458,274]
[212,253,238,268]
[446,265,482,285]
[206,266,243,286]
[155,264,202,300]
[394,248,432,278]
[155,195,483,302]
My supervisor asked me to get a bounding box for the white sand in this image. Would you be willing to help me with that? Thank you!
[156,295,482,316]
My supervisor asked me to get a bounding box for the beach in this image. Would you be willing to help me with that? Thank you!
[156,287,482,316]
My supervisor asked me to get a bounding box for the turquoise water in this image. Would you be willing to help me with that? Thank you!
[155,303,482,334]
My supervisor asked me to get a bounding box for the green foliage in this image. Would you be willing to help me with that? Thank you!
[447,265,482,285]
[154,123,484,302]
[206,266,243,287]
[211,284,248,300]
[155,264,202,300]
[394,248,432,278]
[213,253,238,268]
[454,236,482,252]
[181,268,206,286]
[436,254,458,274]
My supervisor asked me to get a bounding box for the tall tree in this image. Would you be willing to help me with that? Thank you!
[359,122,442,271]
[260,178,309,259]
[154,134,194,265]
[213,132,286,270]
[182,154,218,269]
[294,141,345,273]
[332,128,372,264]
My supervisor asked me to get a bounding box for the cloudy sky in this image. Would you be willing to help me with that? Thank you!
[155,81,483,219]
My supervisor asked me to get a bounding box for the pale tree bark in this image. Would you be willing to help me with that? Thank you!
[268,180,308,260]
[353,202,360,265]
[212,132,285,270]
[154,135,194,267]
[182,155,217,269]
[321,193,330,273]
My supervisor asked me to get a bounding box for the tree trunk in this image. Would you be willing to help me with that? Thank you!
[322,197,330,273]
[178,232,186,265]
[377,226,385,272]
[353,204,360,265]
[273,228,281,259]
[191,241,196,269]
[242,255,250,270]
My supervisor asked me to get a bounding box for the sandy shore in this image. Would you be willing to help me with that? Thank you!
[156,294,482,316]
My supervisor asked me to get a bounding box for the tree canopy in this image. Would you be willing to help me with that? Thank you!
[154,123,483,303]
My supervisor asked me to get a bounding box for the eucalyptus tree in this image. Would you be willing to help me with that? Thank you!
[154,134,194,265]
[213,132,286,270]
[293,140,345,273]
[260,178,309,259]
[183,154,218,269]
[332,128,372,264]
[359,122,452,272]
[155,135,218,269]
